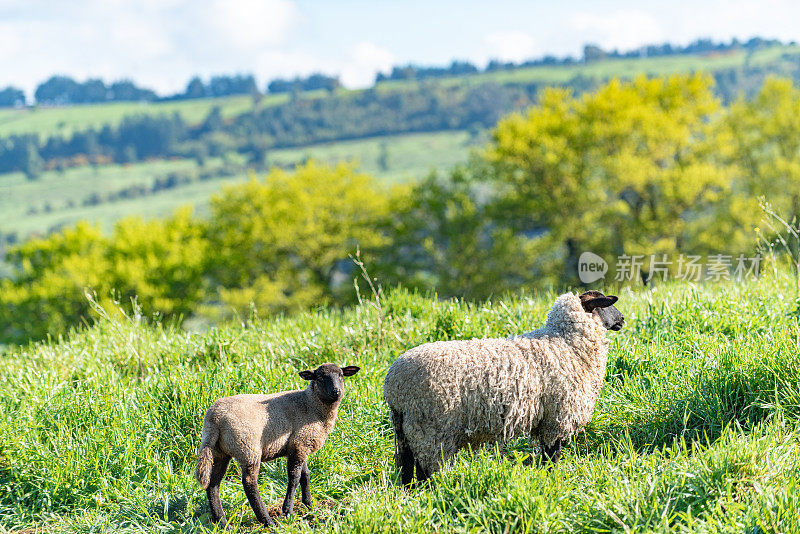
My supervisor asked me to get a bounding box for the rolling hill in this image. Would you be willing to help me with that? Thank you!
[3,43,800,244]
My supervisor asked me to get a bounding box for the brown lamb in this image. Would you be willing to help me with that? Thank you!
[195,363,360,528]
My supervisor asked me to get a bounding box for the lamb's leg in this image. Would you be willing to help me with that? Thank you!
[391,409,415,486]
[206,455,231,527]
[283,451,306,516]
[299,460,312,510]
[241,462,276,527]
[541,438,562,466]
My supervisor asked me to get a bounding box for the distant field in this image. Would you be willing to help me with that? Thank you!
[0,130,474,238]
[0,93,285,139]
[4,46,799,141]
[376,45,800,90]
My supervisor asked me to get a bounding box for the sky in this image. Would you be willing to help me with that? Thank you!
[1,0,800,97]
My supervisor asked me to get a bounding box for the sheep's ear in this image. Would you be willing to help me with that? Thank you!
[581,295,618,312]
[341,366,360,377]
[299,370,315,381]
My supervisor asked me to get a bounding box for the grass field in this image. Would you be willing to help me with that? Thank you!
[376,44,800,91]
[0,130,474,238]
[1,270,799,532]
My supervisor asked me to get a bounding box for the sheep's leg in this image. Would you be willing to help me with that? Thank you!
[391,409,415,486]
[399,444,416,486]
[282,452,306,516]
[299,460,312,510]
[541,438,562,466]
[415,460,430,483]
[206,455,231,527]
[241,462,276,527]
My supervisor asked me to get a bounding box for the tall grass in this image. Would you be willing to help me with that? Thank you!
[2,273,800,532]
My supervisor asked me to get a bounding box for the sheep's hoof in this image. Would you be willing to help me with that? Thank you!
[282,504,293,517]
[301,498,313,510]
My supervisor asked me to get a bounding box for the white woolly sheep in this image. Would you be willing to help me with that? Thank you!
[383,290,624,484]
[195,363,360,528]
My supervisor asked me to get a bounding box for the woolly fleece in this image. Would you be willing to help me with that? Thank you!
[383,293,610,474]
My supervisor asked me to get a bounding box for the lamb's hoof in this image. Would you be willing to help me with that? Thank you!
[301,499,313,511]
[282,504,293,517]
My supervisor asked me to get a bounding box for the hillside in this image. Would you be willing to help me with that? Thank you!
[3,44,799,139]
[0,130,474,238]
[1,274,798,532]
[3,44,800,245]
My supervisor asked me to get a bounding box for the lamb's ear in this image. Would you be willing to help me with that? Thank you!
[581,295,618,312]
[298,370,315,381]
[341,365,360,377]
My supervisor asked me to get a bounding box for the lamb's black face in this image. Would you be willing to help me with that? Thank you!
[579,291,625,331]
[299,363,360,404]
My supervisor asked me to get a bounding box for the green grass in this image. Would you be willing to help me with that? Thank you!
[268,130,478,183]
[0,130,474,239]
[2,272,800,532]
[0,94,276,139]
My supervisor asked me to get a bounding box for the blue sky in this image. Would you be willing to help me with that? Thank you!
[1,0,799,97]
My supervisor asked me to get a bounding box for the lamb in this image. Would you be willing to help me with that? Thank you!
[383,290,624,485]
[195,363,360,528]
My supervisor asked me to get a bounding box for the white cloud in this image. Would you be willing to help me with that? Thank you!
[483,31,539,63]
[569,9,666,52]
[340,42,395,87]
[207,0,297,49]
[0,0,301,96]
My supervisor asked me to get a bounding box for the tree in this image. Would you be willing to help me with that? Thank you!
[35,75,81,105]
[184,77,206,99]
[486,74,738,285]
[205,161,389,316]
[725,78,800,221]
[377,166,535,299]
[0,223,109,343]
[106,207,208,320]
[0,86,25,107]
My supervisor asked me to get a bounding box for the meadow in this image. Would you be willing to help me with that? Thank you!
[0,130,473,238]
[375,44,800,90]
[0,94,272,139]
[1,269,799,533]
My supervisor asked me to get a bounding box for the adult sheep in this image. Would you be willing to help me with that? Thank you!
[383,290,624,484]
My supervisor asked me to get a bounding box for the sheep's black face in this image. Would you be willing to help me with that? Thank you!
[579,291,625,331]
[299,363,360,404]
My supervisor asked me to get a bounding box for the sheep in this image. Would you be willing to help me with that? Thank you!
[195,363,360,528]
[383,290,624,485]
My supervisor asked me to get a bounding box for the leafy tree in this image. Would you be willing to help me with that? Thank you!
[487,74,738,284]
[184,77,206,99]
[0,223,109,343]
[725,78,800,219]
[0,86,25,107]
[205,161,389,316]
[377,166,535,299]
[106,207,208,320]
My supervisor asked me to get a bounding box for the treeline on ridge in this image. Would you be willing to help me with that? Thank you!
[0,36,791,109]
[6,54,800,180]
[2,74,800,345]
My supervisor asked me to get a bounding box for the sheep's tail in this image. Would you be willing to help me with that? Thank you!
[195,422,218,489]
